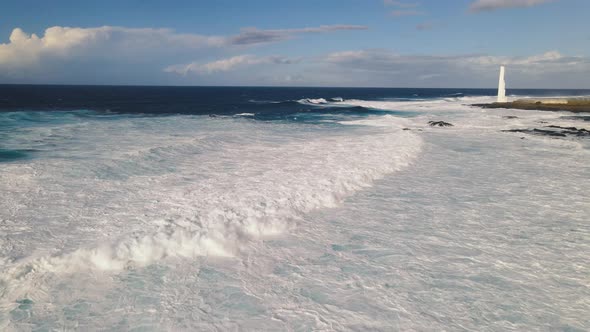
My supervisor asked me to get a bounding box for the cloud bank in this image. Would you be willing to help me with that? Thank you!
[0,25,366,70]
[0,25,587,88]
[317,49,590,88]
[324,49,577,70]
[470,0,553,12]
[0,24,367,84]
[0,26,225,74]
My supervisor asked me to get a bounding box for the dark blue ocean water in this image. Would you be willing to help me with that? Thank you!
[2,85,589,115]
[1,85,589,163]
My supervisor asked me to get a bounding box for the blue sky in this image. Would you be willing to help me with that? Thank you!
[1,0,589,87]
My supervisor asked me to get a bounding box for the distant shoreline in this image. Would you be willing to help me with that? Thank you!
[473,98,590,113]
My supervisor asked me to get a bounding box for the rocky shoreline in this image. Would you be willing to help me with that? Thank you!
[472,98,590,113]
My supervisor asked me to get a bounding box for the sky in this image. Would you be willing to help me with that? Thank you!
[0,0,589,88]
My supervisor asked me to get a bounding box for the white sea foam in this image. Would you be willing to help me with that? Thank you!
[1,95,588,331]
[337,96,590,138]
[0,114,422,324]
[297,98,328,105]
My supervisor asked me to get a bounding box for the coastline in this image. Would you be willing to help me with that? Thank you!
[472,98,590,113]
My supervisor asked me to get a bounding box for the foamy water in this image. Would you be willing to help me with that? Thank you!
[1,94,589,331]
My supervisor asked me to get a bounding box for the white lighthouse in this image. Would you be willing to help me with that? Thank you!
[497,65,507,103]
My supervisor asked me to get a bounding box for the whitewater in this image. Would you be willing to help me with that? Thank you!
[0,90,589,331]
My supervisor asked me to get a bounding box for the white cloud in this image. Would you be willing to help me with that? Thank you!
[0,26,224,70]
[0,24,586,88]
[469,0,553,12]
[164,55,299,75]
[0,24,366,71]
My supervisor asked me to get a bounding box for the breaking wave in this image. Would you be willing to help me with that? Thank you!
[0,114,422,311]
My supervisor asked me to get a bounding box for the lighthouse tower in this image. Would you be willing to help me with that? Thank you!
[497,65,507,103]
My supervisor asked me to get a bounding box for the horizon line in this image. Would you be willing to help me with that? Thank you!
[1,83,589,91]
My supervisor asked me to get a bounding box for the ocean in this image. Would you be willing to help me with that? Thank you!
[0,85,589,331]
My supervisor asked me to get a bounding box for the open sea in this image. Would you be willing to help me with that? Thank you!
[0,85,589,331]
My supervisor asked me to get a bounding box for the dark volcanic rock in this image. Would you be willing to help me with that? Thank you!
[546,126,590,137]
[547,125,579,131]
[428,121,454,127]
[503,126,590,138]
[503,128,566,137]
[560,115,590,122]
[533,129,567,137]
